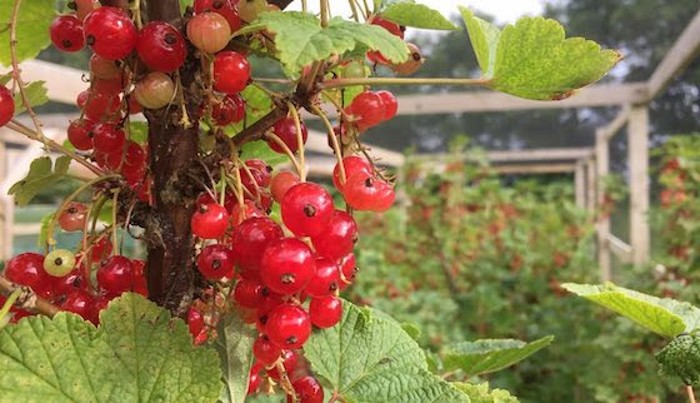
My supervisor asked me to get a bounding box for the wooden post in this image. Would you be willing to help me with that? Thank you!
[586,159,597,213]
[628,105,651,266]
[575,160,586,208]
[595,129,612,281]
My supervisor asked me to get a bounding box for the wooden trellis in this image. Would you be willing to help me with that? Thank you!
[1,9,699,281]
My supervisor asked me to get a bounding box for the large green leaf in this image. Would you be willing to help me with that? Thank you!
[0,293,222,403]
[443,336,554,376]
[380,1,459,31]
[8,156,72,206]
[215,312,257,403]
[304,300,469,402]
[460,7,620,100]
[13,80,49,115]
[254,12,408,77]
[0,0,55,66]
[563,283,700,338]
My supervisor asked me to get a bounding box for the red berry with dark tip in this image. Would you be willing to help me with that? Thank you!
[311,210,358,261]
[271,171,300,203]
[50,15,85,52]
[281,183,334,237]
[213,51,251,94]
[268,117,308,154]
[332,156,372,191]
[232,217,283,273]
[232,279,265,308]
[4,253,53,298]
[137,21,187,73]
[265,303,311,349]
[260,238,316,295]
[83,7,138,60]
[187,12,231,54]
[212,94,245,126]
[289,376,324,403]
[197,244,236,280]
[67,119,95,151]
[343,172,395,212]
[346,91,385,131]
[96,255,134,295]
[52,268,88,297]
[191,203,230,239]
[58,201,88,232]
[305,258,340,298]
[309,296,343,328]
[253,334,281,365]
[61,289,96,322]
[339,253,358,290]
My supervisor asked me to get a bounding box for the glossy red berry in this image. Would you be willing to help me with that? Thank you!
[232,217,283,273]
[247,363,263,395]
[89,236,113,264]
[376,90,398,121]
[212,94,246,126]
[197,244,236,280]
[50,15,85,52]
[346,91,385,131]
[97,255,134,295]
[265,303,312,349]
[188,307,206,338]
[305,258,340,298]
[83,7,138,60]
[266,349,298,380]
[89,54,122,80]
[121,141,148,183]
[260,238,315,295]
[392,42,424,76]
[232,279,265,308]
[92,123,126,154]
[137,22,187,73]
[245,159,272,179]
[134,72,176,110]
[270,171,300,202]
[4,253,53,298]
[338,253,358,289]
[194,0,242,31]
[281,183,334,237]
[343,173,395,212]
[253,334,281,365]
[61,289,95,322]
[267,117,308,154]
[289,376,324,403]
[58,202,88,232]
[0,86,15,127]
[52,268,88,297]
[309,296,342,328]
[191,203,230,239]
[332,156,371,191]
[311,210,358,261]
[81,91,121,121]
[67,119,94,151]
[187,12,232,54]
[213,51,251,94]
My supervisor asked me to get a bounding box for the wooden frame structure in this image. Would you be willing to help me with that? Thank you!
[1,9,699,278]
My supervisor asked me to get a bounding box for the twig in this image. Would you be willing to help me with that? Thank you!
[266,132,303,174]
[688,386,697,403]
[287,103,306,182]
[232,105,289,147]
[0,276,61,317]
[310,104,345,184]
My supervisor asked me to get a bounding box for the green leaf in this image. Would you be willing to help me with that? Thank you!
[0,293,222,403]
[37,211,56,247]
[8,156,72,206]
[563,283,700,337]
[254,12,408,77]
[453,382,519,403]
[381,1,459,31]
[459,7,621,100]
[442,336,554,376]
[304,300,469,402]
[0,0,55,66]
[215,312,257,403]
[128,121,149,145]
[13,80,48,115]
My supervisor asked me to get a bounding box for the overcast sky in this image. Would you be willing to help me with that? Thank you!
[288,1,545,24]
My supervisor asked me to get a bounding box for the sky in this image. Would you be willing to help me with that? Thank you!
[288,1,545,24]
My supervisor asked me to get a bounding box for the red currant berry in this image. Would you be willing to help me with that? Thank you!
[191,203,230,239]
[137,22,187,73]
[50,15,85,52]
[266,350,298,380]
[230,199,266,227]
[97,255,135,296]
[338,253,358,290]
[52,268,88,297]
[83,7,138,60]
[342,173,395,212]
[187,12,231,54]
[121,141,148,183]
[61,289,96,322]
[213,51,251,94]
[188,307,206,338]
[289,376,324,403]
[309,296,342,328]
[134,72,176,110]
[197,244,236,280]
[212,94,246,126]
[305,258,340,298]
[92,123,126,154]
[311,210,358,261]
[131,260,148,298]
[82,91,121,122]
[391,42,424,76]
[58,202,88,232]
[260,238,316,295]
[89,236,113,264]
[270,171,300,203]
[267,117,308,154]
[0,86,15,127]
[232,279,265,308]
[332,156,371,191]
[376,90,398,121]
[89,54,122,80]
[253,334,281,365]
[194,0,242,31]
[4,253,53,298]
[346,91,385,131]
[232,217,283,273]
[92,76,125,96]
[245,159,272,180]
[265,303,311,349]
[67,119,95,151]
[247,363,263,395]
[281,183,334,237]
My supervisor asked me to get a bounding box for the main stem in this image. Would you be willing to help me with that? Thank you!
[143,0,200,317]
